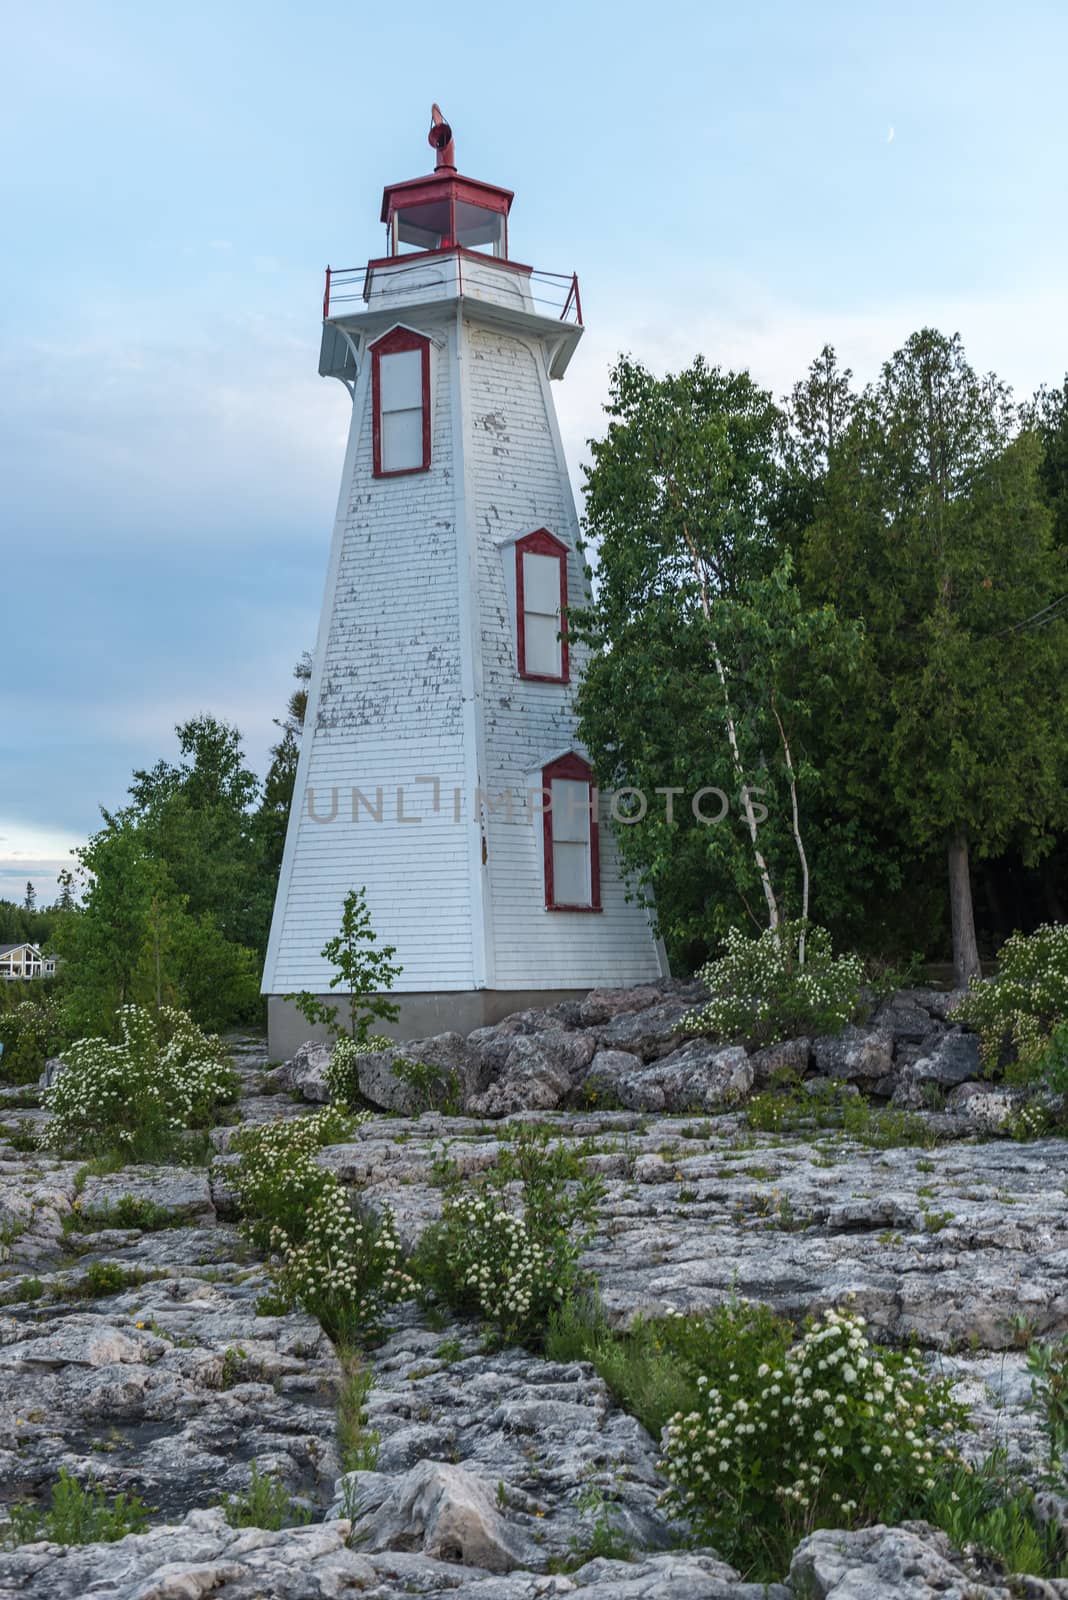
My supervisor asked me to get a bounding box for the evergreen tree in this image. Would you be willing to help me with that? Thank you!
[804,330,1068,985]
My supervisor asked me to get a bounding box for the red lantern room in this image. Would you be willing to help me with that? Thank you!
[379,105,513,259]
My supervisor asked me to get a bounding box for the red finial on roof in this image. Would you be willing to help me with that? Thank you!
[428,104,455,171]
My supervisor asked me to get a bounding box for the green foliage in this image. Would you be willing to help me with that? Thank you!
[803,331,1068,978]
[545,1296,788,1443]
[219,1461,311,1531]
[0,988,64,1084]
[230,1105,365,1253]
[53,819,261,1040]
[326,1033,391,1108]
[2,1470,150,1548]
[660,1304,966,1577]
[392,1056,463,1116]
[746,1077,943,1150]
[570,355,856,966]
[955,924,1068,1073]
[43,1005,237,1161]
[336,1352,380,1472]
[415,1125,604,1343]
[682,923,863,1047]
[76,1261,152,1299]
[925,1453,1068,1579]
[231,1108,411,1343]
[1028,1335,1068,1478]
[289,887,401,1044]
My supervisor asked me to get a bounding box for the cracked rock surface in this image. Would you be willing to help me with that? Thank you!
[1,1024,1067,1598]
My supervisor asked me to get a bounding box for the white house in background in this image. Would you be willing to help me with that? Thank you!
[0,944,56,980]
[262,108,668,1057]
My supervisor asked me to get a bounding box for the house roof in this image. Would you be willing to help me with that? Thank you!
[0,943,41,957]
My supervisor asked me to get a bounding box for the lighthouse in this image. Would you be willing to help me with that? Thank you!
[263,109,668,1056]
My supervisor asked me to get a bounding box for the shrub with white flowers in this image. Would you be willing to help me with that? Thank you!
[44,1005,238,1159]
[431,1191,563,1339]
[230,1105,367,1252]
[269,1186,413,1345]
[660,1305,966,1572]
[326,1034,392,1108]
[230,1107,409,1342]
[416,1123,604,1343]
[955,923,1068,1078]
[681,922,864,1048]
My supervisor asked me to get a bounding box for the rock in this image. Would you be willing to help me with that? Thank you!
[900,988,969,1024]
[264,1040,331,1103]
[581,1041,751,1113]
[910,1028,981,1087]
[79,1166,214,1224]
[593,1000,695,1062]
[789,1520,1012,1598]
[871,995,941,1047]
[814,1026,895,1083]
[341,1460,530,1570]
[468,1031,596,1118]
[578,986,662,1026]
[355,1034,480,1114]
[945,1081,1021,1130]
[40,1057,66,1089]
[749,1037,812,1087]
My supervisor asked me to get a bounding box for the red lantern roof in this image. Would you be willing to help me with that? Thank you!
[379,107,515,259]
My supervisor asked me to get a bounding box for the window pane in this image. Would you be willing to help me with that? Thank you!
[522,551,562,614]
[380,348,423,412]
[381,407,424,471]
[454,202,505,253]
[553,840,590,905]
[395,200,451,250]
[523,613,561,676]
[551,778,591,843]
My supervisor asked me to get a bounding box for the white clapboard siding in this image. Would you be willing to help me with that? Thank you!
[264,281,667,1000]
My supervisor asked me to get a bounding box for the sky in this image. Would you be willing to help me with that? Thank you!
[2,0,1067,905]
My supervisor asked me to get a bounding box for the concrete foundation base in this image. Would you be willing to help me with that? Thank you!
[266,989,593,1062]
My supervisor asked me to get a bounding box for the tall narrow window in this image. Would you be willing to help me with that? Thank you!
[542,752,601,911]
[371,327,431,476]
[516,529,568,681]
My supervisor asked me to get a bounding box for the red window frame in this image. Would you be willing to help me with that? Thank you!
[370,326,431,478]
[542,752,601,912]
[516,528,569,682]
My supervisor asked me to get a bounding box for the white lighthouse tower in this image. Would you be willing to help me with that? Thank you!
[263,109,667,1055]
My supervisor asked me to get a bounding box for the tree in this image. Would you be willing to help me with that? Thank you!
[289,887,401,1042]
[570,356,847,966]
[125,714,271,954]
[52,820,260,1037]
[23,882,36,914]
[804,330,1068,986]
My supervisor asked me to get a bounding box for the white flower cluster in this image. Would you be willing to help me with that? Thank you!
[680,924,864,1046]
[661,1307,961,1534]
[326,1034,392,1106]
[444,1191,562,1334]
[44,1006,236,1153]
[231,1105,369,1254]
[272,1183,414,1337]
[956,922,1068,1070]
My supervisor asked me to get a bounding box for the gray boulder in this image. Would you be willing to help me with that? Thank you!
[945,1081,1022,1130]
[872,995,942,1046]
[578,984,662,1026]
[264,1040,332,1103]
[355,1033,480,1114]
[40,1056,66,1090]
[790,1520,1010,1598]
[581,1040,751,1113]
[911,1028,981,1087]
[814,1026,895,1083]
[338,1460,530,1571]
[467,1030,596,1118]
[750,1036,812,1087]
[594,1000,695,1062]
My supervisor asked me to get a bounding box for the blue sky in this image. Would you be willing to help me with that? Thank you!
[2,0,1066,904]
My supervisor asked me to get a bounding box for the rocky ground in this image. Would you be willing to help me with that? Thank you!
[1,993,1067,1598]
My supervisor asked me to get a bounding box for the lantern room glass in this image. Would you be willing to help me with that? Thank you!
[391,197,506,258]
